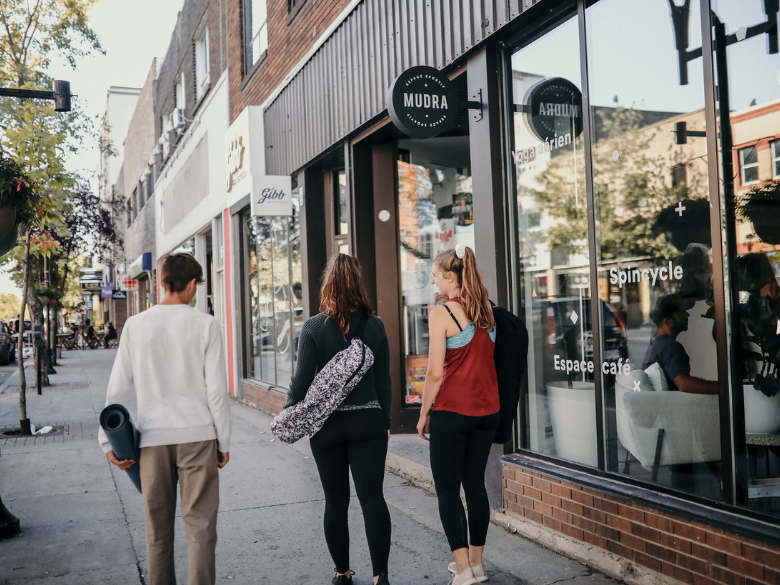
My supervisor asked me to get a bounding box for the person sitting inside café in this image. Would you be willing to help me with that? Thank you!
[104,322,117,348]
[642,293,719,394]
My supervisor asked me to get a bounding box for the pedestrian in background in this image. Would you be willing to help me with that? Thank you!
[285,253,392,585]
[417,244,499,585]
[98,253,231,585]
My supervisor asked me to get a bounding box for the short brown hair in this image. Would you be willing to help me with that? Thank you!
[159,253,204,293]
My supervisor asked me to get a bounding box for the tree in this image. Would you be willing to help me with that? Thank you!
[530,107,704,262]
[0,0,103,432]
[0,292,21,320]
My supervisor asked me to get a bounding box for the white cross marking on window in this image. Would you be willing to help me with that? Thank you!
[675,202,686,216]
[633,380,641,392]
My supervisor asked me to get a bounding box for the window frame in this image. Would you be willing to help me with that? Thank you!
[194,27,210,102]
[740,145,760,186]
[772,140,780,179]
[244,0,268,75]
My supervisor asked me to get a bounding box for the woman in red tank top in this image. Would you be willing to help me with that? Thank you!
[417,244,499,585]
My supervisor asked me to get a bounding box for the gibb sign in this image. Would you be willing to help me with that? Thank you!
[387,66,459,138]
[250,175,293,217]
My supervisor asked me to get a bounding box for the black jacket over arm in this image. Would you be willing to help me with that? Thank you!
[285,312,392,429]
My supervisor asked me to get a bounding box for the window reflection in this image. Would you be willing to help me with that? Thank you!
[510,15,600,467]
[244,199,303,388]
[397,137,472,405]
[587,0,723,499]
[712,0,780,518]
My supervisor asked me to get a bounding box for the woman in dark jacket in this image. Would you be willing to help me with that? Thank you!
[285,253,392,585]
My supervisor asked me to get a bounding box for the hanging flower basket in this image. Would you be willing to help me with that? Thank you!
[0,156,33,242]
[36,287,59,306]
[738,180,780,245]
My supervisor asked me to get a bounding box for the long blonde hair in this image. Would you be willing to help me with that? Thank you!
[434,247,495,330]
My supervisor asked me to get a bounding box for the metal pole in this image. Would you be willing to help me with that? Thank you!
[36,346,41,396]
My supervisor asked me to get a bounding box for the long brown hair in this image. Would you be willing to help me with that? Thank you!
[319,253,373,337]
[434,247,495,330]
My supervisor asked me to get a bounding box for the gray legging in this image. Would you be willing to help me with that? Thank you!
[429,410,499,551]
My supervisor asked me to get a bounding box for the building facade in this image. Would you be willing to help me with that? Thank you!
[98,85,140,331]
[120,60,160,320]
[225,0,780,583]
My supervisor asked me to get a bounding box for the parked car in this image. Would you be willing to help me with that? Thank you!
[0,319,15,364]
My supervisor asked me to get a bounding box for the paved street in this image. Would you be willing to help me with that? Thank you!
[0,349,620,585]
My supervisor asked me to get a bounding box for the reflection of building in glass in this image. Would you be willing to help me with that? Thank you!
[731,98,780,259]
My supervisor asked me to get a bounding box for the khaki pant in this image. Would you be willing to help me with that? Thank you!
[140,440,220,585]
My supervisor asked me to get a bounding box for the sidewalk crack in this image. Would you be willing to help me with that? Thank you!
[106,459,145,585]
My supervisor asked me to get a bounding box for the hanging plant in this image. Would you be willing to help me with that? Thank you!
[737,180,780,245]
[35,287,59,305]
[0,155,33,241]
[740,292,780,397]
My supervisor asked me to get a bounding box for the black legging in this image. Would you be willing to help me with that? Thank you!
[429,410,499,551]
[310,409,391,577]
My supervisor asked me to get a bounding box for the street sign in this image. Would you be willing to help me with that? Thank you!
[85,300,93,309]
[101,286,113,299]
[120,276,138,292]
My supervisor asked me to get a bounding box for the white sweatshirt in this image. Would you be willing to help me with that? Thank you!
[98,304,231,454]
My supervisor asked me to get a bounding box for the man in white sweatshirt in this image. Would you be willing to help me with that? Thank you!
[98,253,231,585]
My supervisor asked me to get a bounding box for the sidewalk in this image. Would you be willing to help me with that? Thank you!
[0,349,621,585]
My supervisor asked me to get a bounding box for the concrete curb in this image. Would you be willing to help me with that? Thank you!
[385,452,435,493]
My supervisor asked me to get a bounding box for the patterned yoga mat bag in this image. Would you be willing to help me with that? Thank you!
[271,315,374,444]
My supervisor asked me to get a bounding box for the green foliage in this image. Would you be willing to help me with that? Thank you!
[741,293,780,397]
[0,153,35,225]
[35,285,58,301]
[0,291,20,321]
[530,107,699,261]
[0,0,103,270]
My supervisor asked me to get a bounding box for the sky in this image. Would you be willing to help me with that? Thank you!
[512,0,780,113]
[0,0,183,297]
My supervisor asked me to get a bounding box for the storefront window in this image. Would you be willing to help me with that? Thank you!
[710,0,780,517]
[586,0,723,500]
[509,15,595,466]
[244,198,303,388]
[397,137,472,405]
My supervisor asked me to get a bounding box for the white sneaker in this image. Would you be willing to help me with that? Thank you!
[449,565,478,585]
[448,562,488,583]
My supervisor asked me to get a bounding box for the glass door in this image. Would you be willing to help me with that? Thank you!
[396,135,472,405]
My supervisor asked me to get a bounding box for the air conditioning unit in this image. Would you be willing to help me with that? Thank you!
[162,140,172,160]
[151,145,162,165]
[172,108,187,131]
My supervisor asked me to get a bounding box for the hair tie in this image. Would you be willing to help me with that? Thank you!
[455,243,467,259]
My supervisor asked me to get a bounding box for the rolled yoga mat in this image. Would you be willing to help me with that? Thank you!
[99,404,142,493]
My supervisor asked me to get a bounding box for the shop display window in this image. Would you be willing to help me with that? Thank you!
[586,0,723,500]
[509,14,595,466]
[711,0,780,518]
[243,198,303,388]
[397,137,472,405]
[506,0,780,518]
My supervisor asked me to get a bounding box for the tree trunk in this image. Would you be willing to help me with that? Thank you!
[18,231,31,431]
[25,270,49,386]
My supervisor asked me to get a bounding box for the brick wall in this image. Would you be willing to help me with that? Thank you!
[227,0,352,122]
[502,463,780,585]
[156,0,227,128]
[241,380,286,415]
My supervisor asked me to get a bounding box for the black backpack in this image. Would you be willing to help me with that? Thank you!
[491,303,529,444]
